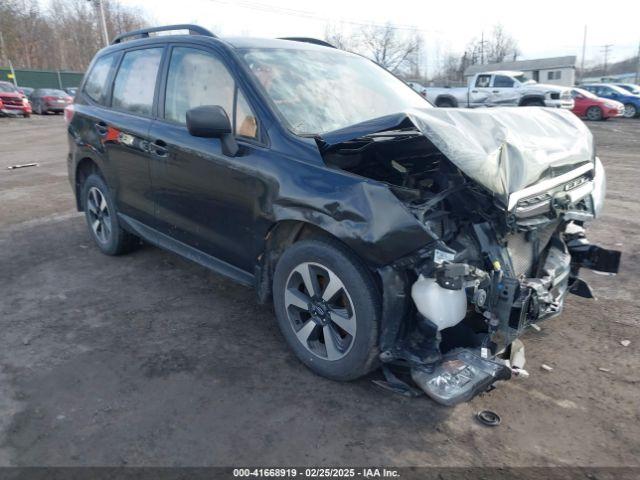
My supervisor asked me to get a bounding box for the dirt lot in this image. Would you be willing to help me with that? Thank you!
[0,114,639,467]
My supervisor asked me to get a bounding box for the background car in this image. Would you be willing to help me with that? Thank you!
[18,86,34,97]
[581,83,640,118]
[614,83,640,95]
[64,87,78,97]
[570,87,623,121]
[29,88,73,114]
[0,81,31,117]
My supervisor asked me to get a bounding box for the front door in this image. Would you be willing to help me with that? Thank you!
[490,74,520,106]
[468,74,492,107]
[148,45,263,272]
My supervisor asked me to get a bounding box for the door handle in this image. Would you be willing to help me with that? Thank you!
[471,90,478,93]
[492,90,499,93]
[151,139,168,157]
[95,122,108,136]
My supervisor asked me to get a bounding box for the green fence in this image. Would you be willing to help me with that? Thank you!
[0,68,85,89]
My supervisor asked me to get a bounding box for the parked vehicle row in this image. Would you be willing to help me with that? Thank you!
[1,81,77,118]
[579,83,640,119]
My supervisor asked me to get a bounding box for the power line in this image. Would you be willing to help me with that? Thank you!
[204,0,444,35]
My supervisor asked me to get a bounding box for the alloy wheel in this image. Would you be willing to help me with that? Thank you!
[284,262,356,361]
[586,107,602,121]
[624,104,637,118]
[86,186,112,244]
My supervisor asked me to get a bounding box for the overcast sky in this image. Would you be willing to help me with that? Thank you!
[118,0,639,75]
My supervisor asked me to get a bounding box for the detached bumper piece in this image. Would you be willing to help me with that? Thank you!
[411,350,511,406]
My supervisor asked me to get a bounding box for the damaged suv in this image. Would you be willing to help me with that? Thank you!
[67,25,620,405]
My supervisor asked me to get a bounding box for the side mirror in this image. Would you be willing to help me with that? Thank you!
[186,105,238,156]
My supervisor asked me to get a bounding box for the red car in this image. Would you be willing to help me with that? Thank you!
[29,88,73,115]
[571,87,623,121]
[0,81,31,117]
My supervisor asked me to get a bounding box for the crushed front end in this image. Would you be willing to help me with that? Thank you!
[318,108,621,405]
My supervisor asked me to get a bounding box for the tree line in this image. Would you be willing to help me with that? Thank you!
[0,0,148,72]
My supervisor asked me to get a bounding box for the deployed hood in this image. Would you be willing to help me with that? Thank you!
[318,107,594,207]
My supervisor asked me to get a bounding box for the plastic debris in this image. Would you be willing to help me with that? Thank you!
[529,323,541,332]
[598,367,611,372]
[620,340,631,347]
[7,163,38,170]
[541,364,554,372]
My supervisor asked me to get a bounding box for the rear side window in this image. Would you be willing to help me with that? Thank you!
[493,75,514,88]
[84,54,115,104]
[112,48,163,116]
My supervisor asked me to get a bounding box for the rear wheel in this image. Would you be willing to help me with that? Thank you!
[586,106,603,121]
[273,238,380,381]
[34,102,42,115]
[81,173,137,255]
[623,103,637,118]
[523,99,545,107]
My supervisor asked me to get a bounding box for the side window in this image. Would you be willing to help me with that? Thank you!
[112,48,163,116]
[164,47,258,139]
[493,75,514,88]
[475,75,491,88]
[84,54,115,104]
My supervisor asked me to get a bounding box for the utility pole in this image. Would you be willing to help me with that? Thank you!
[580,25,587,81]
[87,0,109,47]
[601,44,613,77]
[480,31,485,65]
[0,30,6,65]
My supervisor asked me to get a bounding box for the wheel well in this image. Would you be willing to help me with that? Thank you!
[75,158,101,211]
[435,96,456,107]
[519,96,545,106]
[255,220,381,304]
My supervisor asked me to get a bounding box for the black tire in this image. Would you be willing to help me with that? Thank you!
[23,113,30,118]
[273,238,380,381]
[523,99,545,107]
[586,106,603,121]
[34,102,42,115]
[623,103,638,118]
[81,173,137,255]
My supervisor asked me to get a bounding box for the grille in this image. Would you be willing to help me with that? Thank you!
[507,222,558,277]
[1,97,23,106]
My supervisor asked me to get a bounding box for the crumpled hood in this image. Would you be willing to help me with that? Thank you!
[319,107,594,207]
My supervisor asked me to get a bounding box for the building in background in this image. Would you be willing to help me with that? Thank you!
[464,56,577,86]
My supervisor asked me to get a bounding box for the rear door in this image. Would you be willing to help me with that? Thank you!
[99,46,164,226]
[468,74,492,107]
[490,74,519,106]
[148,44,265,273]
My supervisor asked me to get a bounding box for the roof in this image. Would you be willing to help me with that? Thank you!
[464,56,577,76]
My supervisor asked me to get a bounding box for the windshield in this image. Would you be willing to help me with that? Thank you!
[607,85,632,96]
[0,82,18,93]
[513,74,535,84]
[574,88,597,99]
[40,89,67,96]
[618,84,640,95]
[240,47,431,135]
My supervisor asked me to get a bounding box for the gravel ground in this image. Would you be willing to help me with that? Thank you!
[0,114,638,467]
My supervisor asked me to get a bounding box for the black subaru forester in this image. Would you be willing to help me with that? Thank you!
[67,25,619,405]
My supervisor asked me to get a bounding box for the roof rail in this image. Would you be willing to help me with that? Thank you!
[278,37,336,48]
[112,24,216,45]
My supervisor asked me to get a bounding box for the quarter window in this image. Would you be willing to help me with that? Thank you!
[164,47,258,139]
[112,48,163,116]
[84,54,116,104]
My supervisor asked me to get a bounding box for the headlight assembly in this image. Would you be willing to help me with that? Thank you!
[591,157,606,218]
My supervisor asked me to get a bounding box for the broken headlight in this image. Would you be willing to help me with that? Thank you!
[411,350,511,406]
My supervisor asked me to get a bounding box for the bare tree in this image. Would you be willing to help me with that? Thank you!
[357,23,421,75]
[486,24,520,63]
[324,23,357,52]
[0,0,148,71]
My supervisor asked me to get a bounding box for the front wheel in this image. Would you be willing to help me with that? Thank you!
[623,103,637,118]
[586,106,603,121]
[273,238,381,381]
[81,173,137,255]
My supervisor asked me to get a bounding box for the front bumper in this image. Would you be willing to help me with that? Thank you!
[544,98,575,109]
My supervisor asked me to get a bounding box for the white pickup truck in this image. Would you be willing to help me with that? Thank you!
[425,70,574,109]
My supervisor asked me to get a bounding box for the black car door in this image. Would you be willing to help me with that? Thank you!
[148,44,266,276]
[99,46,164,227]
